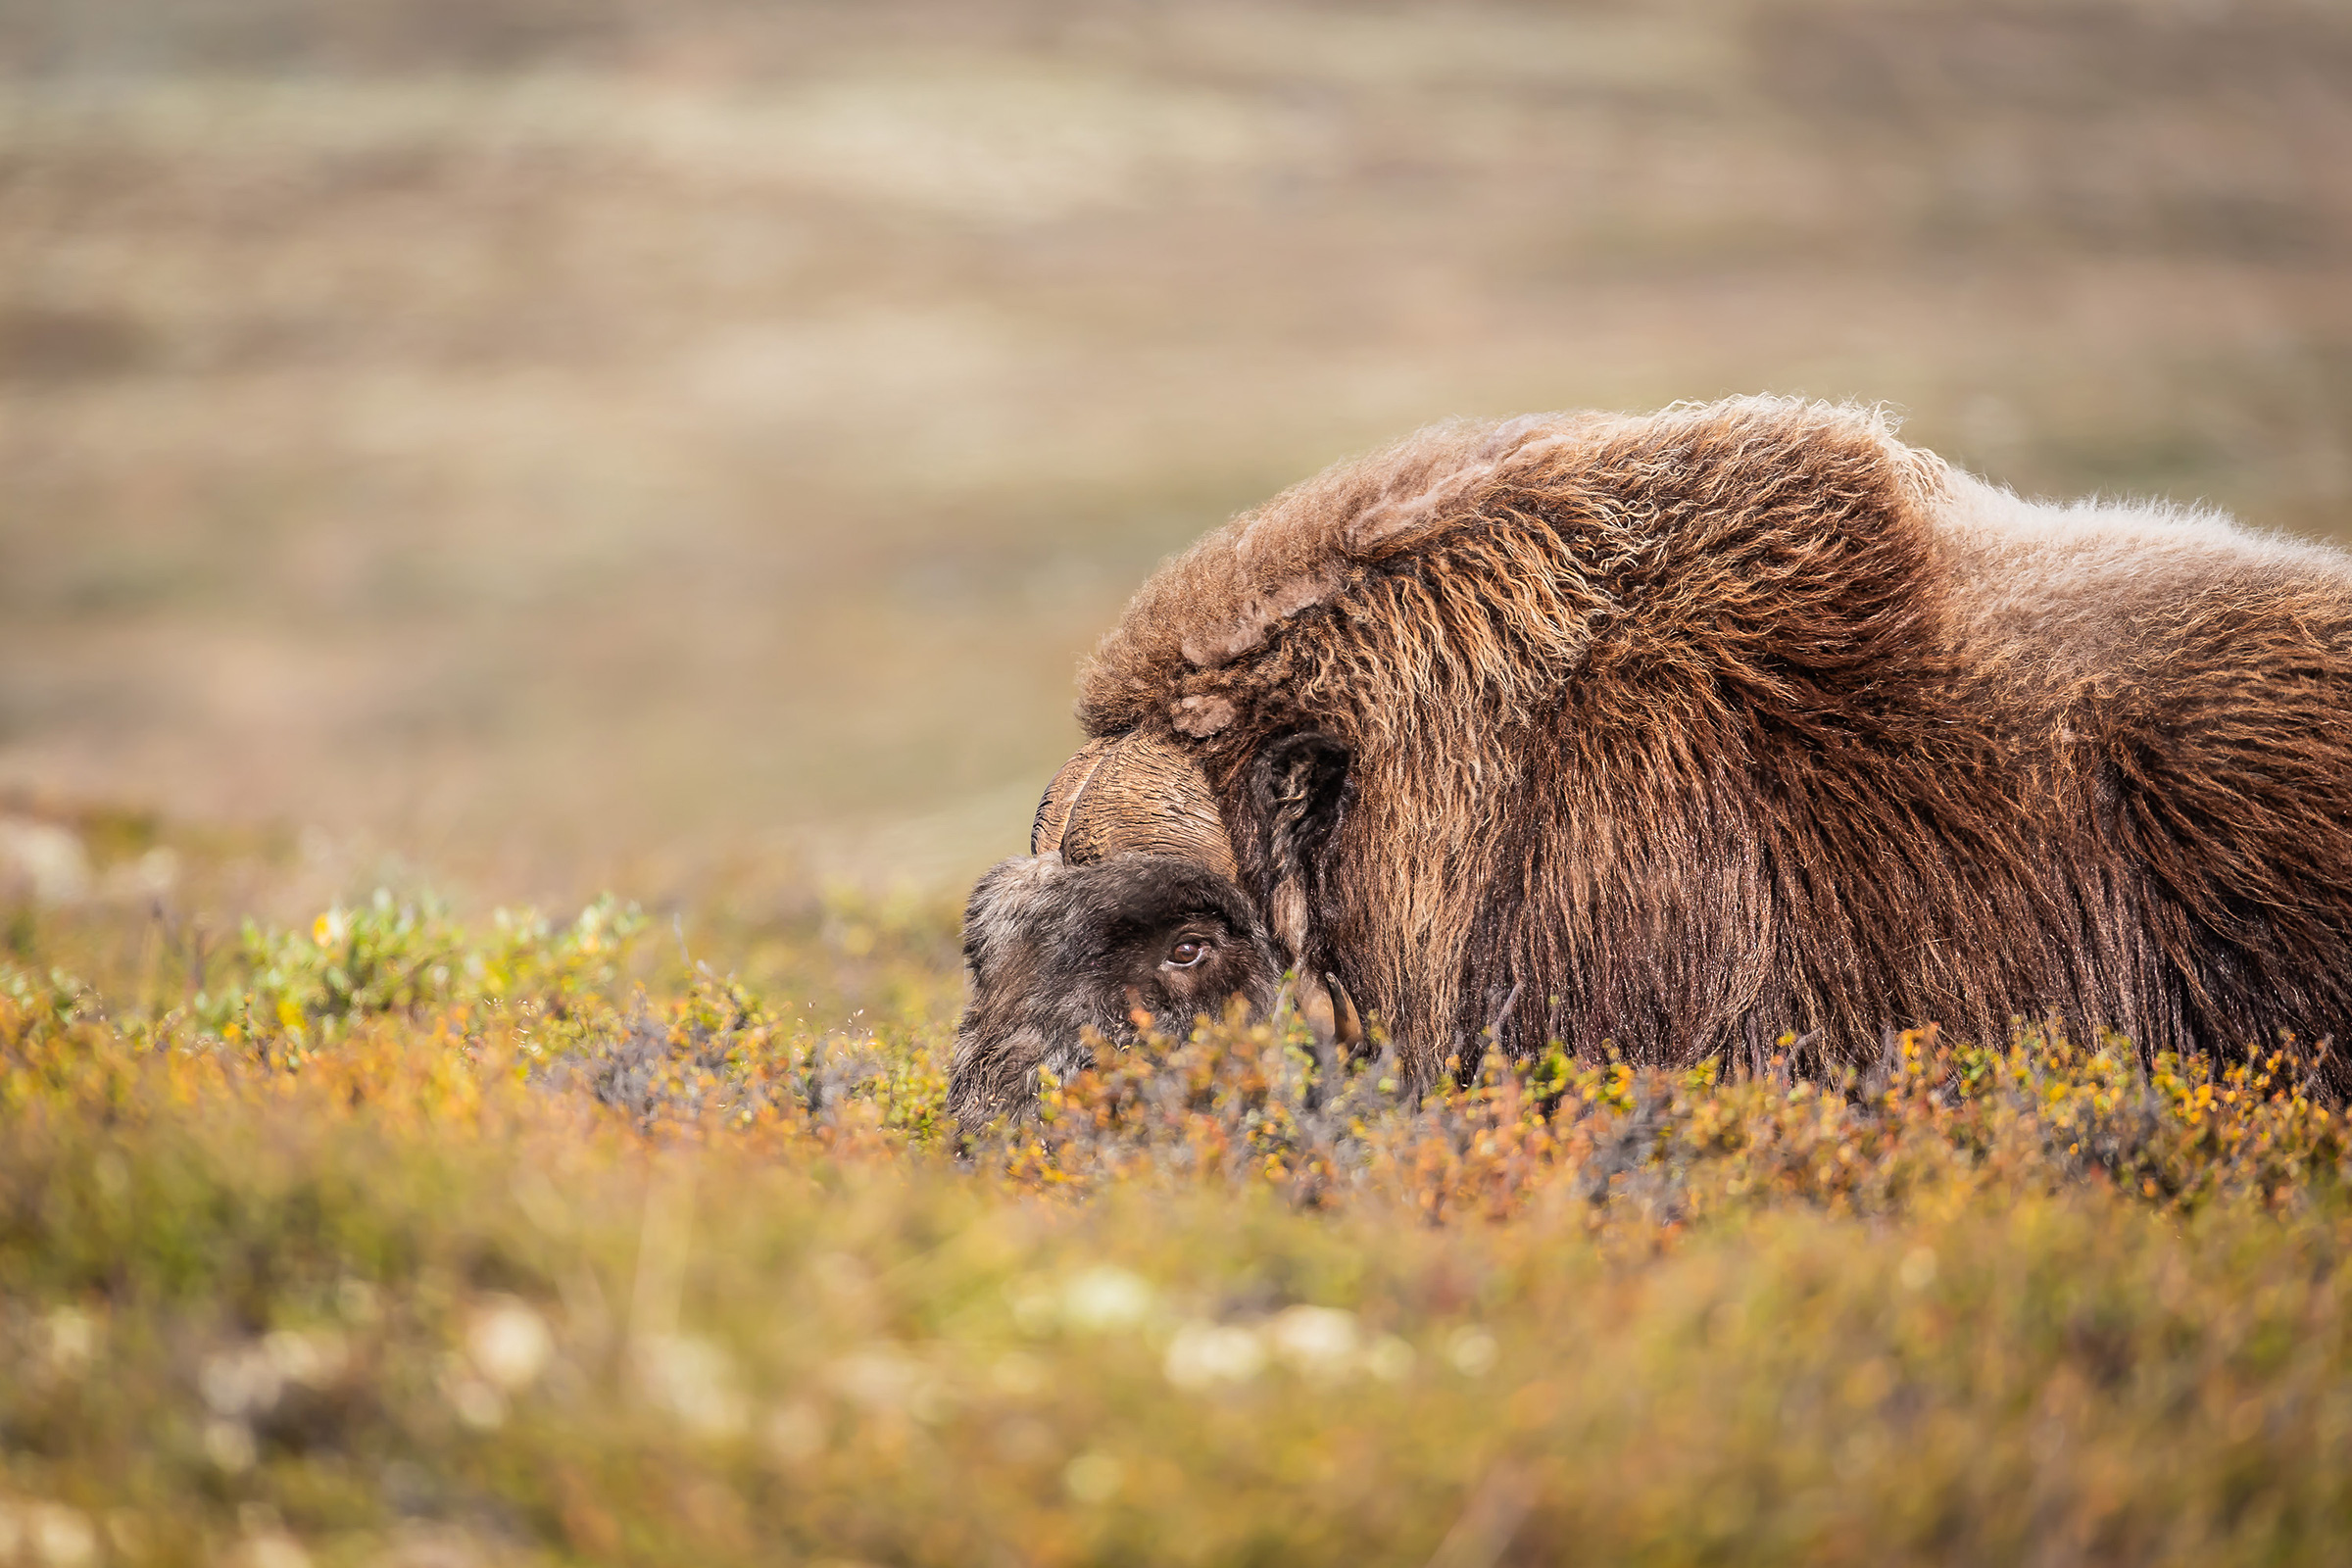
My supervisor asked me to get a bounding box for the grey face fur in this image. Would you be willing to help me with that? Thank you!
[951,852,1284,1132]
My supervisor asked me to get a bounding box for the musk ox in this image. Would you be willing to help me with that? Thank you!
[950,396,2352,1130]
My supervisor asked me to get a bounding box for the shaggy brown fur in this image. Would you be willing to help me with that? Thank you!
[1061,397,2352,1091]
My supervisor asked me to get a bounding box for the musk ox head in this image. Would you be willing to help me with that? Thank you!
[949,851,1284,1133]
[953,725,1369,1131]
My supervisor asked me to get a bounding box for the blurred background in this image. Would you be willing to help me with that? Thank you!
[3,0,2349,913]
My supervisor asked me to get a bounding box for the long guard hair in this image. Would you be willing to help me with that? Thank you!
[1072,398,2352,1088]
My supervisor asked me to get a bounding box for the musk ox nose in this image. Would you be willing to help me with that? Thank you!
[949,852,1284,1132]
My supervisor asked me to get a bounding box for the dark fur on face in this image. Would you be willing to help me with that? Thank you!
[951,853,1283,1132]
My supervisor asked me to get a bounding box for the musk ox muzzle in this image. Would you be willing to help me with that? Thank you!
[949,852,1284,1132]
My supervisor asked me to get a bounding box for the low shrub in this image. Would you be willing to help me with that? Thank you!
[2,891,2348,1566]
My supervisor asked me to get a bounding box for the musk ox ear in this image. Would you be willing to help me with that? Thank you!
[1249,732,1351,966]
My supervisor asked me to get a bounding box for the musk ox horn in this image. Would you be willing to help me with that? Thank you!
[1029,737,1113,859]
[1030,729,1239,883]
[1282,968,1365,1058]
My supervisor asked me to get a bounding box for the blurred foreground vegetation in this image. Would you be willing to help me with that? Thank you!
[5,868,2350,1566]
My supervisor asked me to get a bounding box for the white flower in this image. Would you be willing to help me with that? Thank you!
[24,1503,97,1568]
[466,1298,553,1392]
[1266,1305,1360,1378]
[200,1347,281,1417]
[0,819,90,905]
[1005,1276,1058,1335]
[1445,1327,1498,1377]
[1365,1335,1417,1383]
[202,1330,347,1423]
[447,1375,507,1431]
[1162,1321,1265,1390]
[234,1531,312,1568]
[635,1334,749,1439]
[43,1307,100,1374]
[831,1348,947,1423]
[265,1328,349,1389]
[203,1419,258,1473]
[1060,1267,1155,1332]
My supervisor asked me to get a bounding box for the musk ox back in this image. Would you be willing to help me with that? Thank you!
[955,397,2352,1126]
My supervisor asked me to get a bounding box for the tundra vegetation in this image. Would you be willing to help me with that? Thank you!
[7,0,2352,1562]
[3,835,2350,1566]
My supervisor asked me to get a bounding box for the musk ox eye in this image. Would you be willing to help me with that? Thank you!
[1165,938,1208,967]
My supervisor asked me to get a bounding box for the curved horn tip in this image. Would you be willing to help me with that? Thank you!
[1288,972,1339,1051]
[1326,972,1364,1053]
